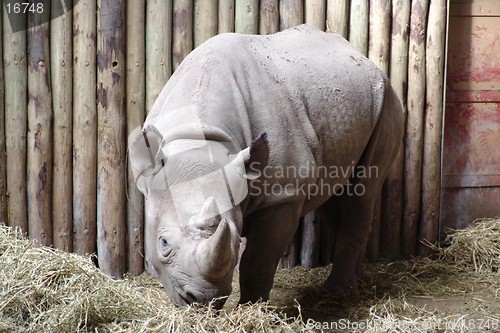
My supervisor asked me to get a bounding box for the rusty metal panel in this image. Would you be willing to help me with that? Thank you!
[441,1,500,231]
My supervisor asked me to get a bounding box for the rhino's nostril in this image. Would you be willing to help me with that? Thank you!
[185,291,197,304]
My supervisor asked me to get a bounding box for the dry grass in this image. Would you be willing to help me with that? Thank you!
[1,218,499,332]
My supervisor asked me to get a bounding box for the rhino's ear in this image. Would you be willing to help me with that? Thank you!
[244,132,269,179]
[128,125,165,192]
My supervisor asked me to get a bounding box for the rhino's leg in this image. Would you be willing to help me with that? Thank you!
[238,204,301,303]
[324,185,377,298]
[325,89,403,298]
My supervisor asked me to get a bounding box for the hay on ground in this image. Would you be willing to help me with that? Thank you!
[1,218,499,332]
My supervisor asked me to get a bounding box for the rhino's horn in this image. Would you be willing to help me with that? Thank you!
[194,197,221,231]
[195,218,234,279]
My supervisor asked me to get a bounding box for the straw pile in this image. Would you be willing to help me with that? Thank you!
[0,226,304,333]
[1,218,499,333]
[437,218,500,273]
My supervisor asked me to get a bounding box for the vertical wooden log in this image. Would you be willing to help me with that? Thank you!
[173,0,193,71]
[403,0,429,257]
[279,0,303,30]
[259,0,279,35]
[419,0,446,256]
[348,0,368,55]
[27,6,52,246]
[145,0,172,275]
[126,0,146,275]
[52,3,73,252]
[380,0,410,259]
[235,0,259,34]
[219,0,235,33]
[3,9,28,232]
[368,0,391,74]
[305,0,326,31]
[326,0,349,37]
[0,12,6,225]
[369,0,393,260]
[97,0,127,279]
[73,0,97,255]
[146,0,172,111]
[194,0,217,47]
[300,211,321,268]
[365,0,391,261]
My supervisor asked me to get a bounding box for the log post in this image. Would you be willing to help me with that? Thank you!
[194,0,217,47]
[97,0,127,278]
[259,0,279,34]
[403,0,429,257]
[146,0,172,111]
[219,0,235,33]
[305,0,326,31]
[126,0,146,275]
[348,0,368,55]
[279,0,303,30]
[173,0,193,71]
[368,0,391,74]
[380,0,410,259]
[326,0,349,37]
[73,0,97,256]
[27,7,52,246]
[419,0,446,256]
[300,211,321,268]
[235,0,259,34]
[0,12,6,225]
[51,3,73,252]
[365,0,391,261]
[3,8,28,233]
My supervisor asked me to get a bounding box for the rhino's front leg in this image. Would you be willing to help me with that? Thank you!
[238,204,301,303]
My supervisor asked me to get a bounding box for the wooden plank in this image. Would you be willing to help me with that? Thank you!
[259,0,279,34]
[27,11,53,246]
[419,0,446,256]
[0,11,6,225]
[3,9,28,233]
[235,0,259,34]
[173,0,193,71]
[326,0,349,37]
[146,0,172,111]
[279,0,303,30]
[97,0,127,279]
[348,0,368,55]
[73,0,97,255]
[126,0,146,275]
[365,0,391,260]
[300,211,321,268]
[380,0,410,259]
[305,0,326,31]
[194,0,217,47]
[368,0,391,74]
[51,4,73,252]
[219,0,235,33]
[403,0,429,258]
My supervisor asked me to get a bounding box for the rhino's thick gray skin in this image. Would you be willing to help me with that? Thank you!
[129,25,405,307]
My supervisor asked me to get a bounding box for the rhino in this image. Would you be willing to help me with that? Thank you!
[128,25,404,308]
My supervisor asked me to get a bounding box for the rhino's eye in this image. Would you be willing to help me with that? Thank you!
[159,236,172,260]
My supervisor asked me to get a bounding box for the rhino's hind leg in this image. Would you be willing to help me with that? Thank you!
[324,87,403,299]
[238,204,301,304]
[324,190,376,299]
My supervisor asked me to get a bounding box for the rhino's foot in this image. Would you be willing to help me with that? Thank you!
[324,273,360,300]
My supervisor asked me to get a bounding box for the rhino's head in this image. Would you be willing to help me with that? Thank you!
[129,126,268,308]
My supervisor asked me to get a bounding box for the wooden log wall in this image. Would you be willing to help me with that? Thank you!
[0,0,447,276]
